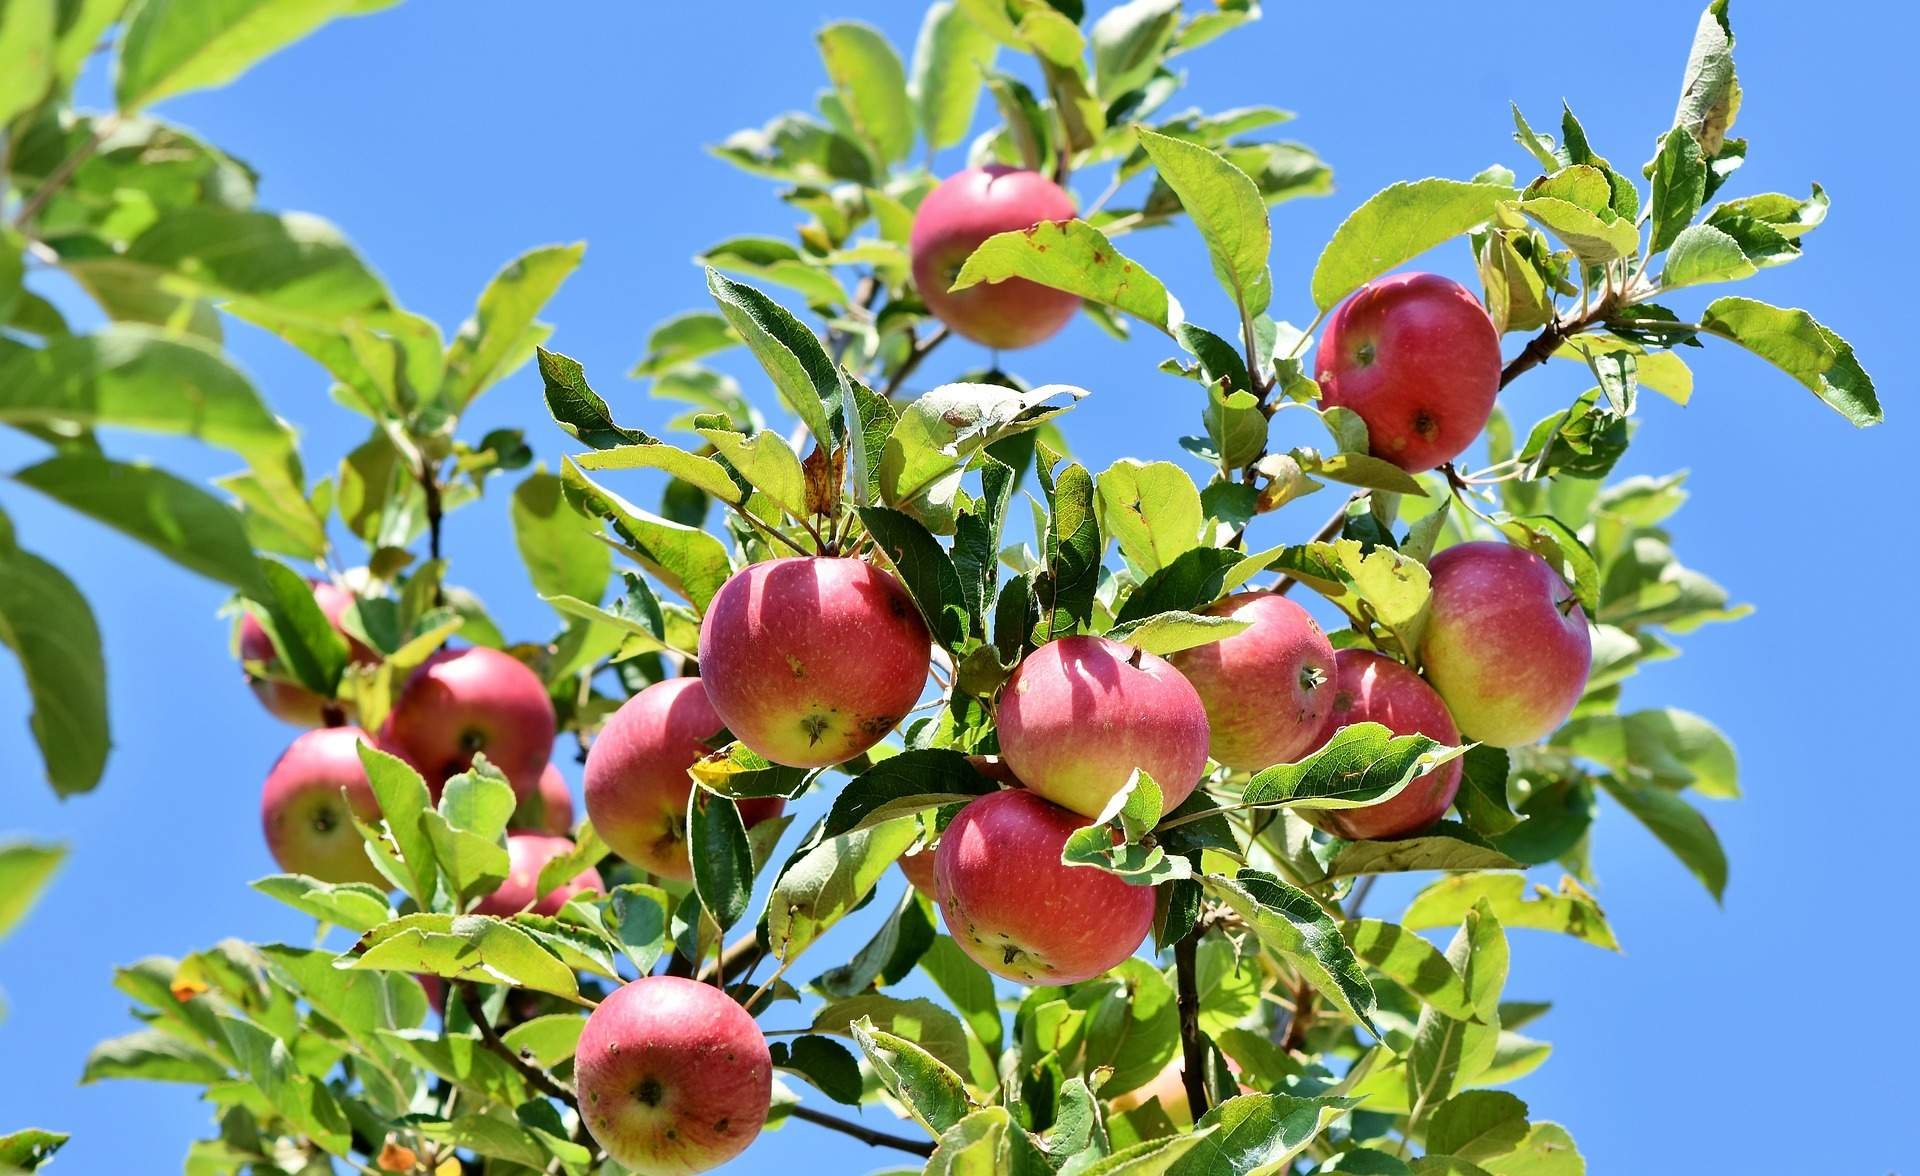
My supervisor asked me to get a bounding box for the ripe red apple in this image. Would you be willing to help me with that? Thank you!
[1314,272,1502,473]
[575,975,771,1173]
[897,841,938,899]
[1419,541,1592,747]
[995,635,1210,818]
[1170,592,1338,772]
[473,833,604,917]
[585,677,786,880]
[260,726,385,886]
[238,580,373,726]
[697,557,930,769]
[909,165,1079,349]
[513,762,576,835]
[934,788,1155,984]
[1305,650,1463,841]
[382,647,556,797]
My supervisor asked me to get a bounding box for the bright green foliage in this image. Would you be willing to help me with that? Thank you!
[0,1,1881,1173]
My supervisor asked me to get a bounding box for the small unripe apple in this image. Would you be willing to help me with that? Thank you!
[513,763,575,835]
[697,557,930,769]
[1306,650,1462,841]
[260,726,385,886]
[1419,541,1592,747]
[1170,592,1337,772]
[995,635,1210,818]
[585,677,785,880]
[382,647,557,797]
[1315,272,1502,473]
[934,788,1155,984]
[238,580,372,726]
[473,833,604,917]
[575,975,772,1174]
[910,165,1080,349]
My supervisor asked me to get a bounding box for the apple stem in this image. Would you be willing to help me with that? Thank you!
[786,1104,935,1157]
[1173,930,1213,1120]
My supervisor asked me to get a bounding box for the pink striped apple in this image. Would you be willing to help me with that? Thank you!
[995,635,1210,818]
[697,557,930,769]
[935,788,1155,984]
[1170,592,1337,771]
[910,165,1079,349]
[1420,540,1592,747]
[1315,272,1502,472]
[575,976,771,1173]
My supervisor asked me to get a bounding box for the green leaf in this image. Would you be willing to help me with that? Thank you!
[1707,184,1828,241]
[910,1,997,151]
[0,327,302,502]
[1237,722,1463,813]
[1646,130,1705,255]
[357,742,437,908]
[953,219,1181,334]
[249,874,391,933]
[604,883,672,973]
[82,1028,228,1084]
[1595,774,1726,901]
[419,762,516,906]
[1480,1122,1584,1176]
[1426,1091,1529,1163]
[13,454,268,597]
[0,0,54,126]
[1036,453,1102,638]
[1402,874,1618,952]
[1137,126,1271,315]
[0,529,107,796]
[1453,746,1516,836]
[1084,1127,1215,1173]
[1203,870,1376,1031]
[819,20,913,163]
[920,935,1005,1062]
[1517,197,1638,262]
[1115,546,1242,623]
[1342,918,1476,1021]
[1092,0,1180,100]
[698,236,849,309]
[1311,180,1513,311]
[1660,223,1755,289]
[1698,296,1880,426]
[1554,708,1736,798]
[688,741,812,801]
[1324,826,1521,878]
[116,0,400,110]
[689,791,754,929]
[443,243,582,409]
[632,310,739,376]
[347,913,583,1002]
[560,458,733,611]
[881,381,1086,530]
[1670,0,1739,156]
[1096,459,1202,574]
[813,885,935,997]
[575,441,742,506]
[0,840,64,941]
[859,505,969,649]
[511,469,612,609]
[814,994,972,1078]
[0,1128,68,1171]
[706,268,837,441]
[770,1034,865,1105]
[696,426,803,516]
[1105,610,1250,657]
[767,818,919,962]
[1168,1092,1357,1175]
[537,347,648,448]
[850,1016,973,1136]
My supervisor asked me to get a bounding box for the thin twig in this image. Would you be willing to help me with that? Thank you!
[786,1105,935,1157]
[455,982,577,1105]
[882,325,950,398]
[697,931,765,986]
[1173,929,1212,1120]
[1271,494,1359,596]
[11,113,118,231]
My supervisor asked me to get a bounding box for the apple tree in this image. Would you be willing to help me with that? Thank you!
[0,0,1880,1172]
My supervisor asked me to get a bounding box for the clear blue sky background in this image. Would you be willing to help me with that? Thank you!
[2,2,1913,1172]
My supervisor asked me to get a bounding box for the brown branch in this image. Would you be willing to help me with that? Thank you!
[882,325,950,398]
[1272,494,1359,596]
[455,982,577,1105]
[696,932,764,987]
[1172,929,1212,1121]
[787,1104,934,1157]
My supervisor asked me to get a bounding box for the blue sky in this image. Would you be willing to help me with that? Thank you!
[2,2,1913,1172]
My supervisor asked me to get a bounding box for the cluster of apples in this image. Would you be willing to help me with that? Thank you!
[235,167,1593,1175]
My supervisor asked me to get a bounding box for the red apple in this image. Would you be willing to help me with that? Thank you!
[473,833,604,917]
[1314,272,1502,473]
[897,841,938,899]
[910,165,1079,349]
[697,557,930,769]
[1170,592,1337,772]
[238,580,372,726]
[995,636,1210,818]
[514,763,575,835]
[260,726,385,886]
[1419,541,1592,747]
[382,647,556,798]
[585,677,786,880]
[575,975,771,1173]
[1306,650,1462,841]
[934,788,1155,984]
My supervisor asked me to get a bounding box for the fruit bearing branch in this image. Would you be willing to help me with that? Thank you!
[785,1105,935,1157]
